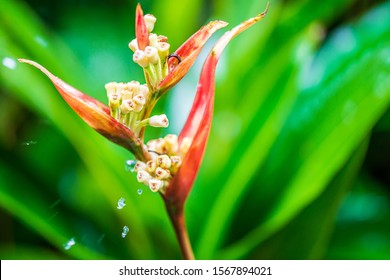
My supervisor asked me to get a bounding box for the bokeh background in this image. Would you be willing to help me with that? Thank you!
[0,0,389,259]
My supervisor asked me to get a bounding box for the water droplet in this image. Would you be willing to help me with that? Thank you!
[63,238,76,250]
[121,226,129,238]
[125,160,137,172]
[137,189,143,195]
[2,57,17,70]
[117,197,126,209]
[21,141,37,146]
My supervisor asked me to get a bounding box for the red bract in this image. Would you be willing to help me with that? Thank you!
[166,6,269,206]
[135,3,149,50]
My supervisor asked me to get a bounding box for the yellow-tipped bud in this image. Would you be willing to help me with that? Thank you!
[146,160,157,173]
[137,170,151,185]
[144,14,157,33]
[180,137,192,156]
[158,42,170,58]
[108,93,121,108]
[155,167,170,180]
[164,134,179,153]
[156,154,171,169]
[149,179,164,192]
[133,50,149,68]
[149,114,169,128]
[144,46,159,65]
[128,39,138,52]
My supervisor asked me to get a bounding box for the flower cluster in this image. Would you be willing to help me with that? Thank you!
[135,135,191,193]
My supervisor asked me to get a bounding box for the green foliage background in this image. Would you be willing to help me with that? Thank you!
[0,0,389,259]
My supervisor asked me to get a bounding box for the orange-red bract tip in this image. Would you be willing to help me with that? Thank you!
[18,59,148,161]
[158,20,228,95]
[136,3,149,50]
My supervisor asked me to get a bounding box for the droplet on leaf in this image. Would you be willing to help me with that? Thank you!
[117,197,126,209]
[125,160,137,172]
[63,238,76,250]
[122,226,129,238]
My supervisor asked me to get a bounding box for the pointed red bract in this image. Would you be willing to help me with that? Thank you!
[18,59,148,161]
[164,5,269,206]
[136,3,149,50]
[158,20,228,94]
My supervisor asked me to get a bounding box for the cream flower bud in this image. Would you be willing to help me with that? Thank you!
[134,161,147,172]
[164,134,179,153]
[120,100,135,114]
[149,114,169,128]
[137,170,151,185]
[105,82,117,95]
[144,46,159,65]
[156,154,171,169]
[144,14,156,32]
[121,89,133,101]
[149,33,159,48]
[133,50,149,68]
[149,179,164,192]
[126,81,140,94]
[170,156,182,167]
[128,39,138,52]
[146,160,157,173]
[139,84,149,98]
[115,82,125,94]
[133,94,146,106]
[147,138,166,154]
[180,137,192,155]
[155,167,170,180]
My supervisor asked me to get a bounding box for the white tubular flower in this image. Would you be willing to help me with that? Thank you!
[156,154,171,169]
[144,46,159,65]
[155,167,170,180]
[139,84,149,98]
[144,14,156,32]
[149,114,169,128]
[133,50,149,68]
[115,82,125,95]
[134,161,147,172]
[128,39,138,52]
[180,137,192,156]
[149,179,164,192]
[137,170,151,185]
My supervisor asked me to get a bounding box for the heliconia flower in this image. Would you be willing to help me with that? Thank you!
[19,2,269,260]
